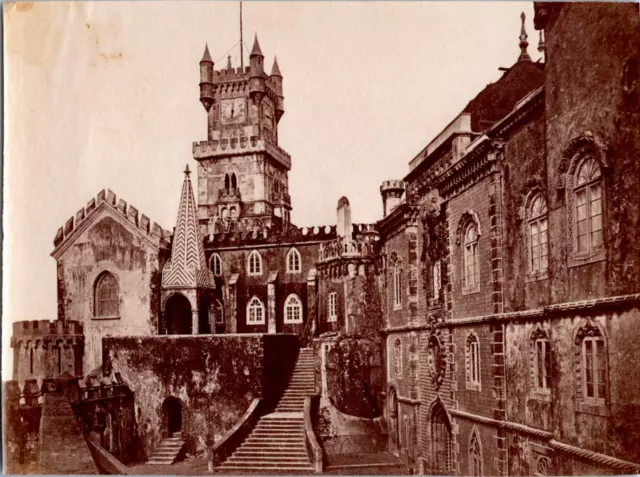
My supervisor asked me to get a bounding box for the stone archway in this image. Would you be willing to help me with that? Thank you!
[162,397,182,437]
[165,294,192,335]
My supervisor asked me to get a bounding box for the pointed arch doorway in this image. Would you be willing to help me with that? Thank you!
[162,397,183,437]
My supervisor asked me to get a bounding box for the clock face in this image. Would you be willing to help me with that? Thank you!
[220,98,246,125]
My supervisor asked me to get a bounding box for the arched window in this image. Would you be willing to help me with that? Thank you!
[246,296,265,325]
[57,346,62,373]
[393,263,403,309]
[95,272,119,317]
[393,338,402,375]
[286,248,302,273]
[463,223,480,292]
[284,294,303,324]
[466,332,481,391]
[231,173,237,189]
[432,406,452,474]
[528,195,549,275]
[224,173,230,189]
[574,157,603,255]
[214,300,224,324]
[247,250,262,276]
[582,335,607,402]
[469,429,483,476]
[210,253,223,276]
[30,347,34,375]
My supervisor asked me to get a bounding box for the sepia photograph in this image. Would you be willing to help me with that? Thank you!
[2,1,640,475]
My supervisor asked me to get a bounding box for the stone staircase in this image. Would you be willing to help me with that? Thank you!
[147,431,184,465]
[216,347,317,473]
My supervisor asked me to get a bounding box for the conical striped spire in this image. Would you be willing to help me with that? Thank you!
[161,165,214,289]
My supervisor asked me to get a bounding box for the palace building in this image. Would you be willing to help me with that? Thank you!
[6,3,640,475]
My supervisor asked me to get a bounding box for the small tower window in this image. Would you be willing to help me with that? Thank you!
[247,250,263,276]
[463,223,480,292]
[224,173,230,189]
[246,296,265,325]
[231,173,237,189]
[284,294,303,324]
[30,347,34,375]
[466,332,481,391]
[286,248,301,273]
[469,429,483,476]
[57,346,62,374]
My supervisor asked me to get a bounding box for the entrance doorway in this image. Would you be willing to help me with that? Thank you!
[162,397,182,437]
[165,294,192,335]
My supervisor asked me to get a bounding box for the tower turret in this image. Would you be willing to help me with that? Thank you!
[249,34,266,103]
[270,57,285,121]
[380,180,405,217]
[199,44,215,111]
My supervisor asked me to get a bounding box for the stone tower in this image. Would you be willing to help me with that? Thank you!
[193,36,291,233]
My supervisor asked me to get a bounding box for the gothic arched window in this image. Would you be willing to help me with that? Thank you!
[95,272,119,318]
[210,253,223,276]
[463,223,480,292]
[432,406,452,474]
[286,248,301,273]
[393,338,402,375]
[231,173,238,189]
[528,195,549,275]
[284,294,303,324]
[574,157,603,255]
[247,250,263,276]
[466,332,481,391]
[393,262,403,310]
[246,296,265,325]
[224,173,230,189]
[469,429,483,476]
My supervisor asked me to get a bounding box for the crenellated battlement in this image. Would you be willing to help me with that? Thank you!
[380,179,406,193]
[11,320,84,348]
[52,189,171,250]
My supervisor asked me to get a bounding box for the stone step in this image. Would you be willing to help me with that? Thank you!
[228,456,311,463]
[219,462,314,469]
[234,449,309,457]
[240,441,307,449]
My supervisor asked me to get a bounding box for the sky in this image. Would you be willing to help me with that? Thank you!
[2,1,541,376]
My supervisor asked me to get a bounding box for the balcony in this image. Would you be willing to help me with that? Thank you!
[218,187,241,201]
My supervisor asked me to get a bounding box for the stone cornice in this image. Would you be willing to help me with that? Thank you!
[376,203,419,238]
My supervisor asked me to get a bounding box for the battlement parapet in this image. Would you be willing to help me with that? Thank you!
[193,138,292,170]
[380,180,406,193]
[53,189,170,251]
[318,233,380,263]
[11,320,84,348]
[4,373,131,408]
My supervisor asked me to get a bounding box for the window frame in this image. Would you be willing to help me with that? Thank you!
[527,194,549,279]
[94,271,119,319]
[574,320,609,416]
[393,338,403,376]
[462,222,480,295]
[393,263,403,310]
[286,248,302,274]
[214,299,224,324]
[582,336,607,405]
[327,292,338,322]
[246,296,266,325]
[284,294,303,324]
[247,250,263,276]
[468,428,483,477]
[466,332,481,391]
[431,406,452,475]
[210,253,223,277]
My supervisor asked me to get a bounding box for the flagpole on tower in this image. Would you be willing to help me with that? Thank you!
[240,1,244,69]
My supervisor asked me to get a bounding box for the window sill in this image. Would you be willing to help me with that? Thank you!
[92,315,120,321]
[568,251,605,269]
[576,400,609,417]
[393,304,403,311]
[286,270,302,275]
[525,271,549,283]
[247,273,263,277]
[246,321,266,326]
[284,320,303,325]
[466,381,481,392]
[530,389,552,402]
[461,286,480,296]
[327,317,337,323]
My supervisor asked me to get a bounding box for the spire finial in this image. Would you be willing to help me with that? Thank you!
[201,43,212,63]
[537,30,546,57]
[271,56,282,77]
[227,54,232,70]
[250,33,263,57]
[518,12,531,62]
[184,164,191,176]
